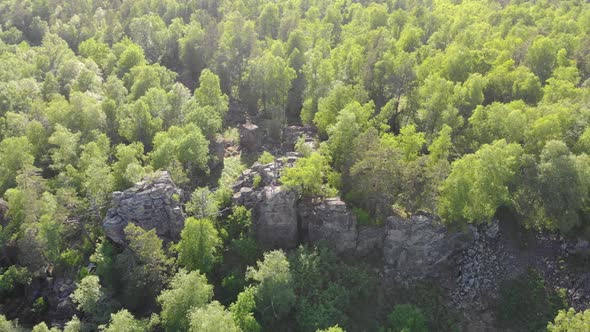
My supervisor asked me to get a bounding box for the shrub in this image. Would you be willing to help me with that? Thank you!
[0,266,32,295]
[257,151,275,164]
[385,304,427,332]
[497,269,567,331]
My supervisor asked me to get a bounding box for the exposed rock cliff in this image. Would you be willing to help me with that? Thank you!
[252,186,299,249]
[232,155,590,327]
[103,171,185,244]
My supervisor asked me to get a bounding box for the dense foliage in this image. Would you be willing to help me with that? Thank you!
[1,0,590,330]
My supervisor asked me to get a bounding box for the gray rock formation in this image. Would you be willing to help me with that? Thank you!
[282,125,317,151]
[239,122,262,154]
[231,157,590,324]
[306,198,359,254]
[233,159,383,256]
[252,186,299,249]
[103,172,185,244]
[383,214,474,282]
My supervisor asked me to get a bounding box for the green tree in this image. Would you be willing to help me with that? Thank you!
[194,69,229,120]
[497,270,566,331]
[282,152,338,198]
[78,135,113,218]
[242,50,296,135]
[179,22,211,84]
[150,124,209,181]
[71,275,105,319]
[63,316,82,332]
[186,187,219,220]
[385,304,428,332]
[102,310,146,332]
[438,140,523,223]
[0,136,34,194]
[326,101,374,170]
[215,13,257,95]
[115,40,146,77]
[112,142,147,190]
[158,269,214,332]
[115,224,170,311]
[526,36,557,83]
[230,286,261,332]
[31,322,59,332]
[0,314,21,332]
[537,141,586,232]
[246,250,295,325]
[548,308,590,332]
[313,84,369,135]
[257,3,280,39]
[417,74,462,137]
[189,301,240,332]
[176,217,221,274]
[0,266,31,296]
[317,326,345,332]
[117,100,163,150]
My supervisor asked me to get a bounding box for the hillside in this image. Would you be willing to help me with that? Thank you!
[1,0,590,331]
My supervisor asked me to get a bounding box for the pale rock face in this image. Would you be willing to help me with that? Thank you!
[239,122,262,154]
[252,186,299,249]
[306,198,360,255]
[103,171,185,244]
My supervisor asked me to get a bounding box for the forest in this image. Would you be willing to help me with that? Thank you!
[0,0,590,331]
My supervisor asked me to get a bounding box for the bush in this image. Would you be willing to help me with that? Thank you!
[352,207,373,225]
[385,304,427,332]
[289,246,377,331]
[282,152,338,198]
[294,136,313,157]
[398,282,459,331]
[257,151,275,164]
[497,269,567,331]
[252,174,262,188]
[548,308,590,331]
[0,266,32,295]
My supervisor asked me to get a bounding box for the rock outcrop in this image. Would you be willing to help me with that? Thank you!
[233,160,385,257]
[230,141,590,329]
[282,125,317,151]
[239,122,262,154]
[252,186,299,249]
[304,198,359,255]
[103,172,185,244]
[383,214,474,282]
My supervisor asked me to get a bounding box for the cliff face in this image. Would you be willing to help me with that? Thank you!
[231,157,474,279]
[232,157,590,330]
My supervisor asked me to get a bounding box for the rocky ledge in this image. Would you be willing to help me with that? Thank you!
[232,156,590,322]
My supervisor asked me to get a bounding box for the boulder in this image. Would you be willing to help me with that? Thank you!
[383,215,473,281]
[103,172,185,244]
[239,122,262,154]
[252,186,299,249]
